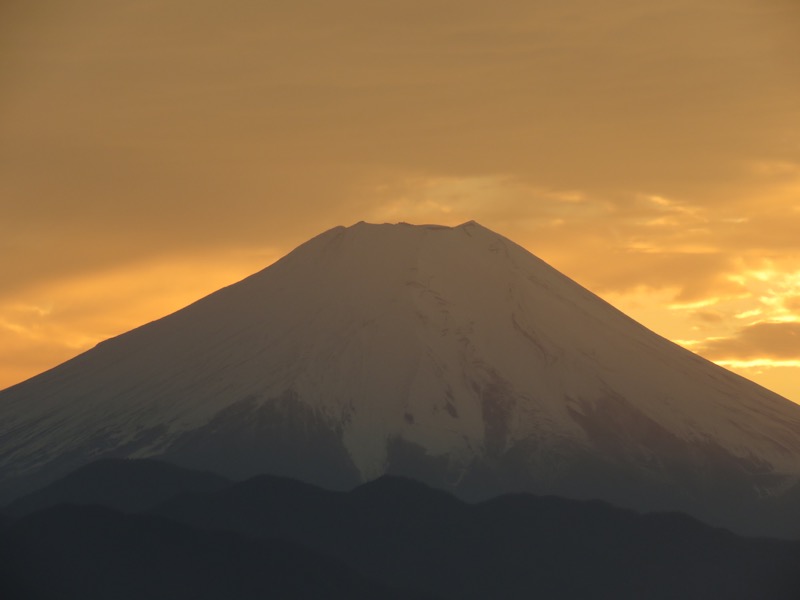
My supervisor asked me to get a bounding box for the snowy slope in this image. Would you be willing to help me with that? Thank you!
[3,221,800,534]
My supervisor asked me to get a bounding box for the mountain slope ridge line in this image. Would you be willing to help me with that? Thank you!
[1,220,800,536]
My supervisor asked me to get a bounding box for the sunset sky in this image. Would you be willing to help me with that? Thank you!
[2,0,799,402]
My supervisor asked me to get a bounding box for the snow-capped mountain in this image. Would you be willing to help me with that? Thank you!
[3,221,800,535]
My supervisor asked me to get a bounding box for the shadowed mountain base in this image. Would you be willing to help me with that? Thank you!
[5,459,799,600]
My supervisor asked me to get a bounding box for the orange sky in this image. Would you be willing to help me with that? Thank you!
[2,0,800,402]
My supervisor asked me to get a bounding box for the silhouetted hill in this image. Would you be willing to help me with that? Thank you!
[0,504,435,600]
[4,459,230,516]
[151,473,800,599]
[5,459,800,598]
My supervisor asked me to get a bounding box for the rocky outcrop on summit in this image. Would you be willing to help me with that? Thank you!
[3,221,800,536]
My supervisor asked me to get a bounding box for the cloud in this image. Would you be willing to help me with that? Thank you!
[695,322,800,361]
[693,310,725,324]
[785,296,800,313]
[3,0,799,258]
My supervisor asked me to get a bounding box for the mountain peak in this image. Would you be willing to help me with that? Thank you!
[340,220,494,240]
[349,220,483,229]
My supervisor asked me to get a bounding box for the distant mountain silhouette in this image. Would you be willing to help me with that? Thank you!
[3,459,800,599]
[146,467,800,599]
[4,459,230,516]
[0,504,435,600]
